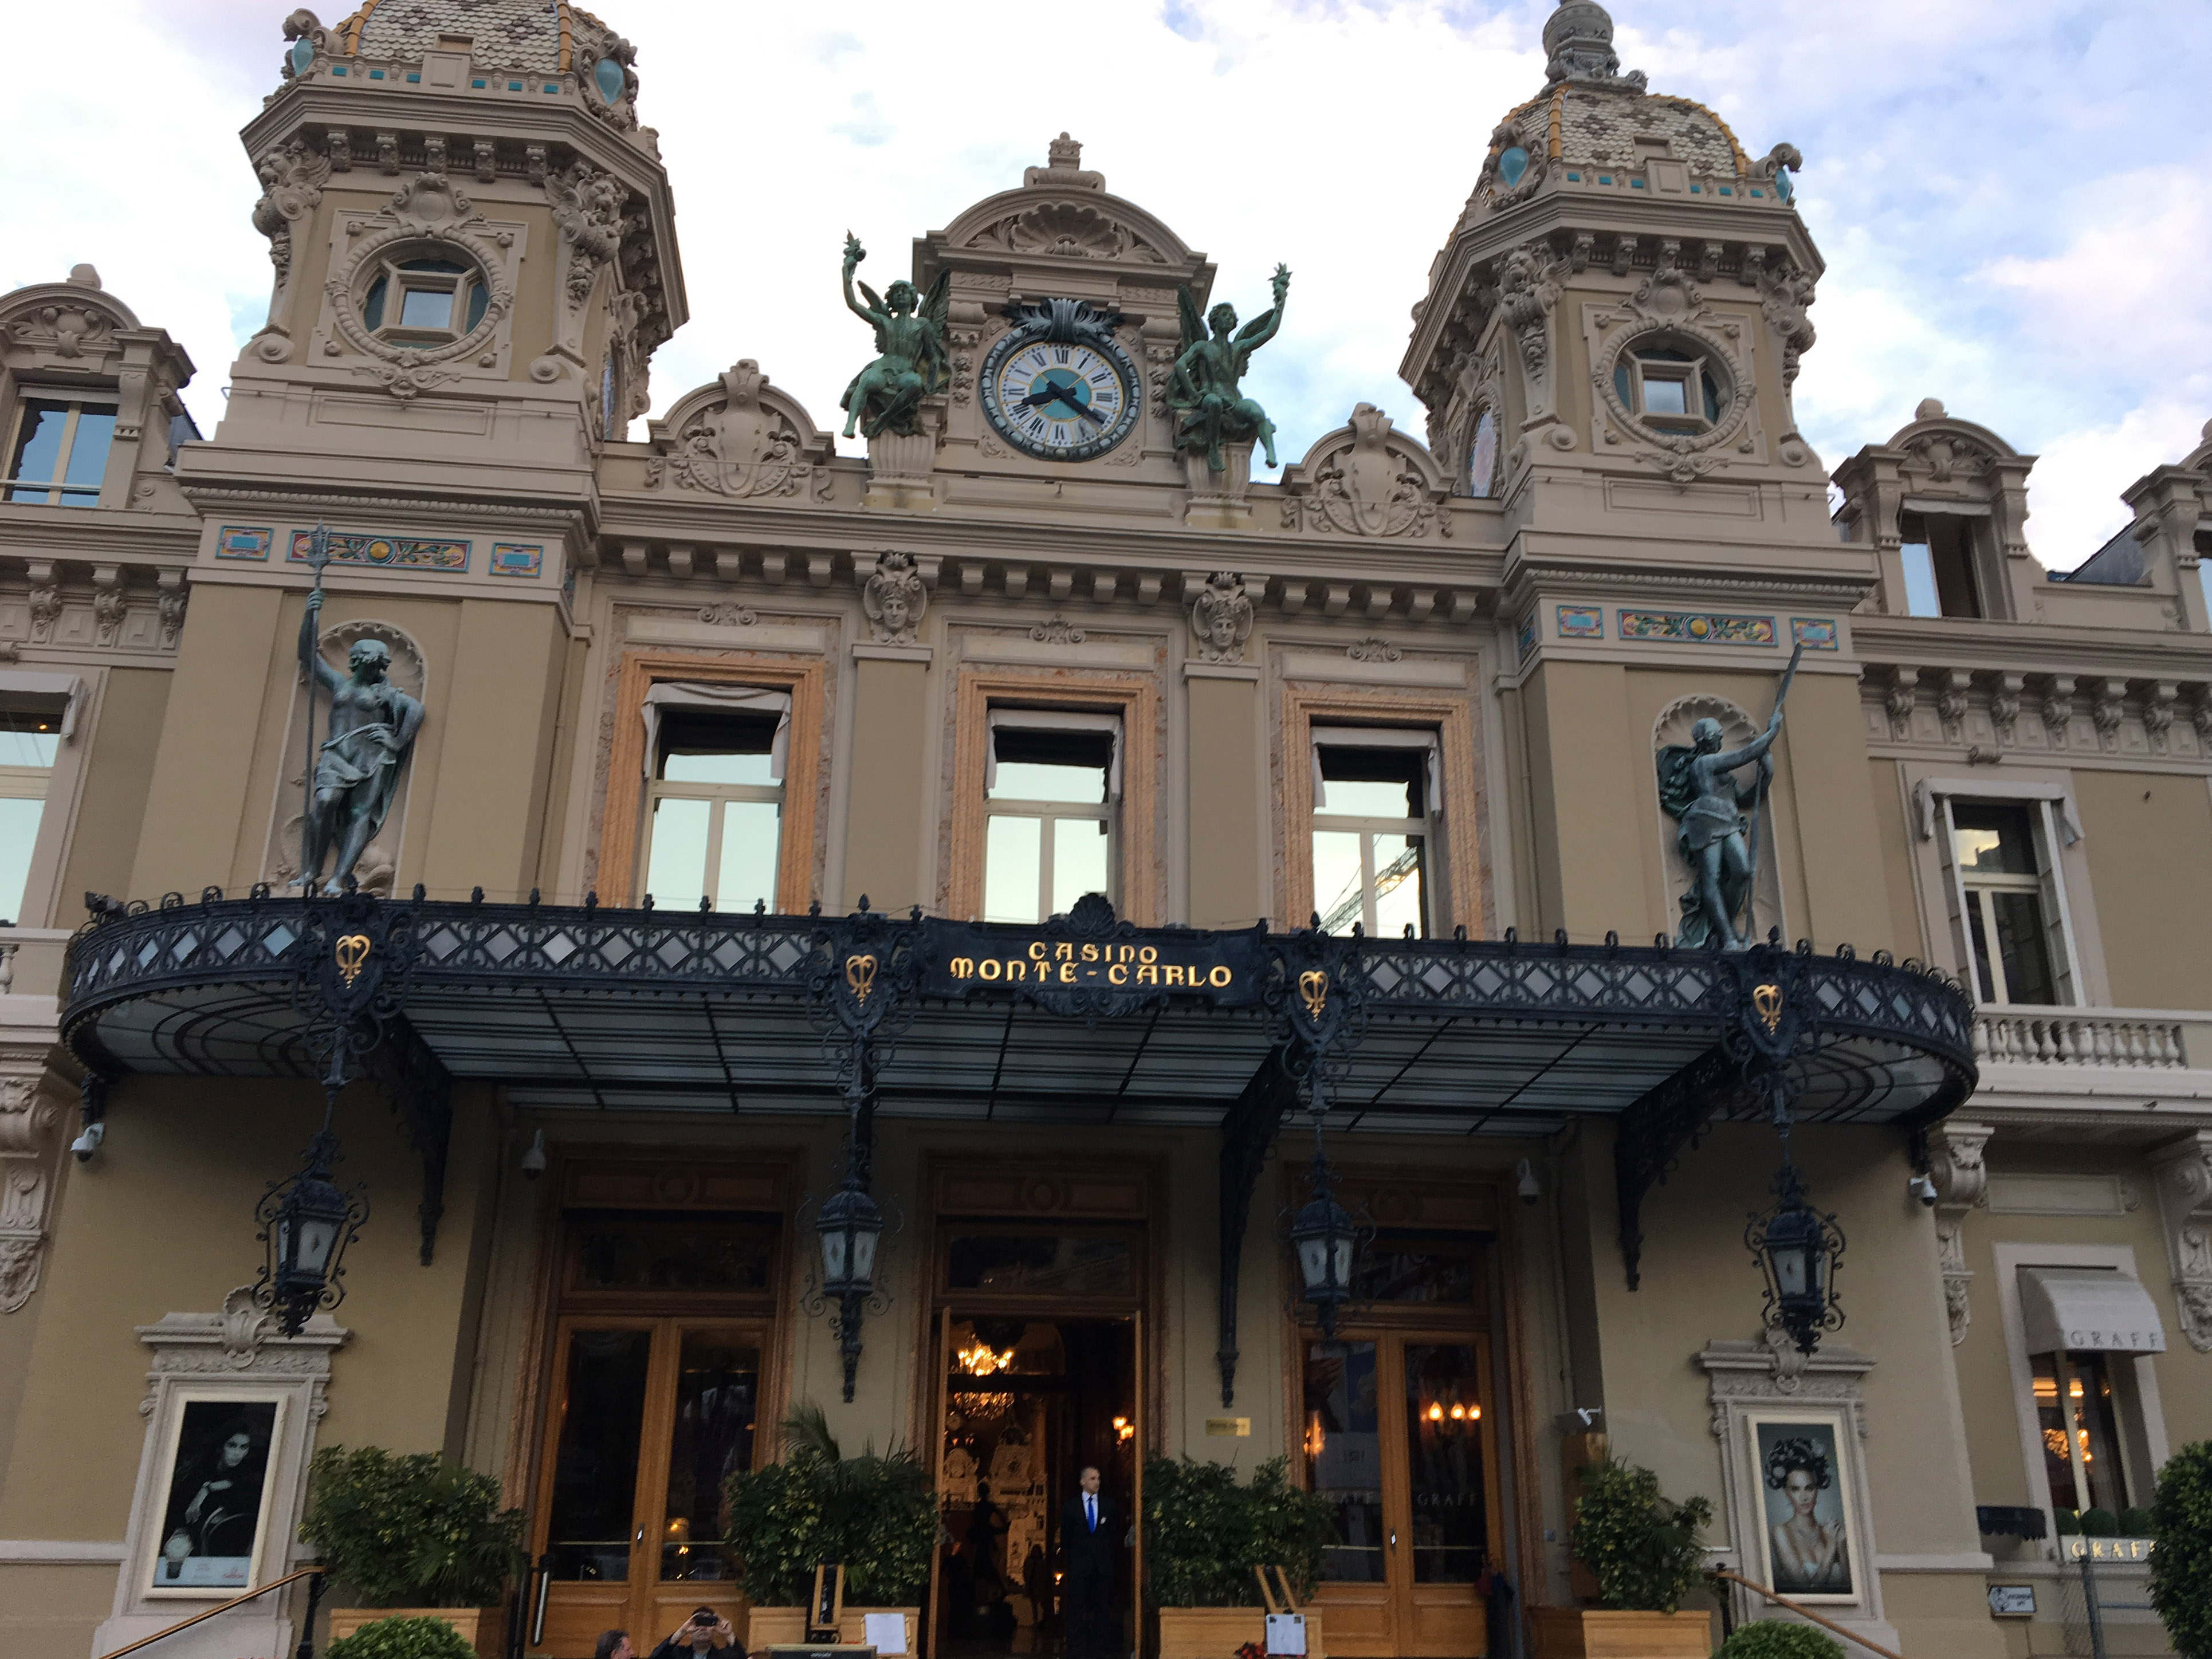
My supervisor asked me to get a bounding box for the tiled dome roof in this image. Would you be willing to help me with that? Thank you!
[336,0,617,73]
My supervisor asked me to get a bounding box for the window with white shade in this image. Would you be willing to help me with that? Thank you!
[0,705,61,922]
[981,712,1118,925]
[1943,799,2077,1005]
[641,693,788,913]
[2017,1265,2166,1528]
[1311,730,1438,937]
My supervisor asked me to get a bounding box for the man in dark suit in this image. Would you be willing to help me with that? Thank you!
[1059,1465,1118,1659]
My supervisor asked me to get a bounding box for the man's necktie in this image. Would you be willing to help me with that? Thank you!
[1086,1495,1096,1532]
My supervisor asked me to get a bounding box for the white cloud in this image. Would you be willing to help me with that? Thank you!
[7,0,2206,548]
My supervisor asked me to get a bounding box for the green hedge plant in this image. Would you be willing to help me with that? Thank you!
[324,1614,478,1659]
[724,1401,936,1606]
[303,1447,524,1607]
[1567,1458,1714,1614]
[1713,1622,1845,1659]
[1142,1456,1335,1607]
[2150,1442,2212,1658]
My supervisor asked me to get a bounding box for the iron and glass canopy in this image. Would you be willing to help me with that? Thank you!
[60,886,1975,1398]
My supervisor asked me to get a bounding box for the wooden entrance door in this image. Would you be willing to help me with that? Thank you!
[1302,1332,1500,1657]
[534,1318,768,1655]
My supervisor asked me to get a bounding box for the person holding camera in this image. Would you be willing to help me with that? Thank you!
[650,1607,736,1659]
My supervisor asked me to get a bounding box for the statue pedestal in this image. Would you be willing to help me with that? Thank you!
[1182,444,1254,530]
[863,399,943,511]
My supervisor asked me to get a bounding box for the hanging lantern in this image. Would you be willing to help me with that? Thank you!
[1746,1161,1845,1355]
[254,1127,368,1336]
[1292,1155,1358,1338]
[816,1178,883,1301]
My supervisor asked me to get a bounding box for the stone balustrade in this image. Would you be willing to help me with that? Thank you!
[1974,1006,2190,1068]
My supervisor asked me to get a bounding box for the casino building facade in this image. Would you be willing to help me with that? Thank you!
[3,2,2211,1656]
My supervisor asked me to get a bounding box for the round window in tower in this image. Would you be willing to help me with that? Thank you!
[1466,408,1499,499]
[359,254,493,349]
[1609,337,1731,437]
[594,56,625,105]
[1496,146,1530,188]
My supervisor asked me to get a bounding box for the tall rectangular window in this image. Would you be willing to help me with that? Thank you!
[1948,800,2073,1005]
[2033,1350,2136,1519]
[642,710,783,911]
[1898,512,1981,618]
[981,714,1116,924]
[0,706,60,923]
[1311,733,1436,937]
[3,395,117,506]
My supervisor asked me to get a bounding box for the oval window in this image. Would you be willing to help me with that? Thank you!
[1775,168,1794,204]
[1467,408,1498,500]
[594,56,625,104]
[289,36,315,75]
[1497,146,1530,188]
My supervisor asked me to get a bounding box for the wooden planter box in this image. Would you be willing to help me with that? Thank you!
[328,1607,508,1657]
[1156,1606,1325,1659]
[1529,1607,1712,1659]
[745,1605,921,1654]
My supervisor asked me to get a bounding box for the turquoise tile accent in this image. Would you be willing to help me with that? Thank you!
[1630,178,1645,188]
[1598,174,1612,184]
[490,543,544,577]
[1750,187,1764,197]
[331,64,347,74]
[367,68,384,78]
[1719,186,1733,196]
[1690,184,1702,194]
[406,72,421,82]
[1566,171,1581,182]
[544,82,559,93]
[472,77,486,87]
[507,80,522,90]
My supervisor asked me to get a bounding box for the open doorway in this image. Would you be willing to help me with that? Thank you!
[934,1317,1137,1659]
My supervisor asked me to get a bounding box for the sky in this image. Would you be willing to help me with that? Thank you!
[10,0,2209,569]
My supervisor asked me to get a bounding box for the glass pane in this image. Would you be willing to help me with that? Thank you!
[1371,834,1427,939]
[1315,747,1424,819]
[466,282,490,332]
[1952,804,2038,875]
[1312,830,1365,934]
[399,286,455,329]
[2068,1352,2130,1515]
[547,1328,652,1581]
[1050,815,1109,915]
[661,1331,760,1582]
[2032,1354,2081,1515]
[983,814,1043,924]
[1642,375,1690,416]
[1403,1343,1487,1582]
[1351,1245,1474,1304]
[572,1226,773,1293]
[363,277,387,332]
[1303,1340,1384,1581]
[0,795,46,923]
[716,799,781,913]
[62,410,115,492]
[991,759,1107,804]
[1899,542,1940,616]
[0,712,61,768]
[7,400,69,487]
[1963,891,1998,1003]
[645,796,710,907]
[664,751,776,786]
[1987,890,2057,1005]
[944,1235,1133,1294]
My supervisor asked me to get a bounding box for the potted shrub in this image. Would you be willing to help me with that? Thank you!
[725,1402,936,1651]
[1144,1456,1334,1659]
[2150,1441,2212,1658]
[304,1446,525,1656]
[1530,1458,1715,1659]
[1712,1625,1843,1659]
[326,1614,480,1659]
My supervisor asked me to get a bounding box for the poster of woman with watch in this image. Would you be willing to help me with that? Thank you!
[147,1395,284,1594]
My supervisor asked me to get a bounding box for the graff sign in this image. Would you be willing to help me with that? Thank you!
[925,926,1264,1009]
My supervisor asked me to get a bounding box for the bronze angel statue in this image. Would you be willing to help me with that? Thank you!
[839,233,951,439]
[1169,264,1290,471]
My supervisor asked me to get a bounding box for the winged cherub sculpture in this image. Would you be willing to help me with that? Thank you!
[839,233,952,440]
[1169,264,1291,472]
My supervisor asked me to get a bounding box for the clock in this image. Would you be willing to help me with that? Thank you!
[979,299,1141,462]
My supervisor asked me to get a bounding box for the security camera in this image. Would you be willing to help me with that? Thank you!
[1515,1157,1541,1206]
[70,1121,105,1162]
[1908,1173,1938,1207]
[520,1128,547,1180]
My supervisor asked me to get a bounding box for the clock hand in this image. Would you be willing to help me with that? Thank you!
[1021,379,1103,425]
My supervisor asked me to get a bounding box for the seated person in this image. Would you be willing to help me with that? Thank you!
[652,1607,736,1659]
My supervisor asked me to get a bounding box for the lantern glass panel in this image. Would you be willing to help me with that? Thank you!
[296,1214,341,1275]
[820,1229,848,1285]
[1298,1236,1331,1292]
[851,1227,877,1282]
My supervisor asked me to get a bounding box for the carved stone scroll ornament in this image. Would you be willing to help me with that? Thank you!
[2152,1131,2212,1353]
[247,138,333,360]
[1927,1121,1991,1346]
[862,551,928,646]
[0,1072,62,1314]
[541,160,630,380]
[1498,242,1566,424]
[1190,572,1255,666]
[1298,404,1446,539]
[660,360,814,498]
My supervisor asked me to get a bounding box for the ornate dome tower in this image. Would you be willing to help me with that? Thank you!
[1401,0,1818,507]
[194,0,684,493]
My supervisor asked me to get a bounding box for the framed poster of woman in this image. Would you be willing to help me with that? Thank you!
[144,1391,287,1597]
[1747,1414,1856,1602]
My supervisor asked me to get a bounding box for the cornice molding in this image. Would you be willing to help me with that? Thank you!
[178,485,594,533]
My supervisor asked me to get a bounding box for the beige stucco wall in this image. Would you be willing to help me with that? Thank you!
[2073,770,2212,1010]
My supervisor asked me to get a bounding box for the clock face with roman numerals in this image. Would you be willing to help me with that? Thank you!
[980,323,1142,462]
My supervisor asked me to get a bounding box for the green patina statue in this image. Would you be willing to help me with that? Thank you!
[1170,264,1291,471]
[838,234,951,440]
[293,590,425,895]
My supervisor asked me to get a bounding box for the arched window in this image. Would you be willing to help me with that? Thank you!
[1612,342,1725,434]
[360,255,491,347]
